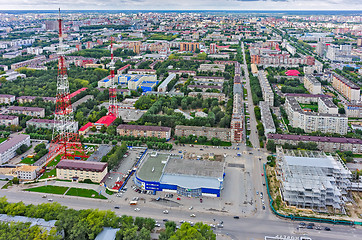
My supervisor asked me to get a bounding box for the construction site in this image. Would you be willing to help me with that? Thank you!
[266,147,362,220]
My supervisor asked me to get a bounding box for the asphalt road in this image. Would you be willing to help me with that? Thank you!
[0,190,360,240]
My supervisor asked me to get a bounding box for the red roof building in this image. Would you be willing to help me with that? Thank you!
[79,122,94,135]
[69,88,88,99]
[95,115,116,129]
[285,70,300,76]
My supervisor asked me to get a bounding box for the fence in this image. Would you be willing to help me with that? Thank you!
[263,163,362,226]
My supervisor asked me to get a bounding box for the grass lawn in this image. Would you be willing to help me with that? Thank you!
[20,157,36,164]
[0,138,7,144]
[353,154,362,158]
[25,185,69,195]
[47,155,61,167]
[300,103,318,112]
[39,168,56,180]
[66,187,107,199]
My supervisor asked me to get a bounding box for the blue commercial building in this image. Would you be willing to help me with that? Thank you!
[134,152,225,197]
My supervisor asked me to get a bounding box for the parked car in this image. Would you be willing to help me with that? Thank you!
[163,210,169,214]
[233,216,239,219]
[134,208,140,212]
[324,227,331,231]
[200,198,203,203]
[190,214,196,217]
[114,206,120,209]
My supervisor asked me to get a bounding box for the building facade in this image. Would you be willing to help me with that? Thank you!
[303,75,322,95]
[8,106,45,118]
[332,73,360,101]
[0,94,16,104]
[0,134,30,164]
[56,160,108,183]
[117,124,171,140]
[258,70,274,106]
[180,42,200,52]
[175,125,231,142]
[0,115,19,126]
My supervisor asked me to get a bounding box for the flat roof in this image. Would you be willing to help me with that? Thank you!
[137,153,169,182]
[0,134,29,154]
[117,124,170,132]
[284,155,335,169]
[56,160,107,172]
[163,158,225,178]
[8,106,44,112]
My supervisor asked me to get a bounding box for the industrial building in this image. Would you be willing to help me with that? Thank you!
[276,148,351,211]
[135,152,225,197]
[0,134,30,164]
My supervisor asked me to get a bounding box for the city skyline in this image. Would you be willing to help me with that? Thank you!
[1,0,362,11]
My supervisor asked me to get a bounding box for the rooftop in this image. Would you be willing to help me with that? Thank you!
[0,134,30,154]
[117,124,171,132]
[56,160,107,172]
[137,152,169,182]
[8,106,44,112]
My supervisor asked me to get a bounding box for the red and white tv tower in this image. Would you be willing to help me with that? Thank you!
[108,38,118,117]
[46,9,87,164]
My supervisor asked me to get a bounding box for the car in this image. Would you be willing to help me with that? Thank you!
[190,214,196,217]
[315,226,322,230]
[163,210,169,214]
[233,216,240,219]
[177,197,181,200]
[262,205,265,210]
[217,224,223,228]
[155,223,161,227]
[114,206,120,209]
[200,198,203,203]
[42,195,47,198]
[256,191,259,195]
[47,199,53,202]
[261,173,264,176]
[200,149,203,151]
[134,208,140,211]
[324,227,331,231]
[307,225,313,229]
[209,224,216,229]
[308,223,315,227]
[299,222,306,226]
[189,206,193,210]
[163,219,168,222]
[179,220,185,223]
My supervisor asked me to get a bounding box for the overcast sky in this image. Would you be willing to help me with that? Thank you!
[0,0,361,11]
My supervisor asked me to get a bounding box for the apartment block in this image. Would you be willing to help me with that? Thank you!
[344,101,362,118]
[331,73,360,101]
[180,42,200,52]
[285,96,348,135]
[117,124,171,140]
[8,106,45,118]
[0,134,30,164]
[158,73,176,92]
[188,92,226,102]
[175,125,231,142]
[26,119,78,131]
[268,133,362,153]
[16,96,56,104]
[0,94,16,104]
[56,160,108,183]
[198,64,225,73]
[259,101,276,135]
[258,70,274,106]
[303,75,322,95]
[0,115,19,126]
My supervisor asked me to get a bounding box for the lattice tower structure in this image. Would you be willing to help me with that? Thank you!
[108,38,118,117]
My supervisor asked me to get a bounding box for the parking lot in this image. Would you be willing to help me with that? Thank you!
[109,144,261,218]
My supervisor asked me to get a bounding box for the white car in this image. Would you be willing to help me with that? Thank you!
[134,208,140,212]
[189,206,193,210]
[190,214,196,217]
[163,210,169,214]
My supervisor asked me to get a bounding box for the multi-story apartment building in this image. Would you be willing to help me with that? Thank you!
[127,69,156,75]
[175,125,231,142]
[231,67,244,143]
[8,106,45,118]
[0,94,16,104]
[209,43,217,54]
[268,133,362,153]
[259,101,276,135]
[180,42,199,52]
[331,73,360,101]
[56,160,108,183]
[303,75,322,95]
[26,119,78,131]
[318,97,338,114]
[0,134,30,164]
[158,73,176,92]
[258,70,274,106]
[188,92,226,102]
[285,96,348,135]
[16,96,56,104]
[198,64,225,73]
[117,124,171,140]
[344,101,362,118]
[0,115,19,126]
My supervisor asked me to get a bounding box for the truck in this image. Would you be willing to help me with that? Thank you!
[129,201,138,205]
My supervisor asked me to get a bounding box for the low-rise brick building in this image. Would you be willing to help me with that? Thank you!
[117,124,171,140]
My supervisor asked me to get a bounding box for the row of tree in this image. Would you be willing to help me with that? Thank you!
[101,143,128,170]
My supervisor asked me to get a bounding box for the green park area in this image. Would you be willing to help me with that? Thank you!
[65,187,107,199]
[0,138,6,144]
[20,157,36,164]
[25,185,68,195]
[39,169,56,180]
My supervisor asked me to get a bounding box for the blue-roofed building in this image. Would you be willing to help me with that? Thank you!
[135,152,225,197]
[95,227,120,240]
